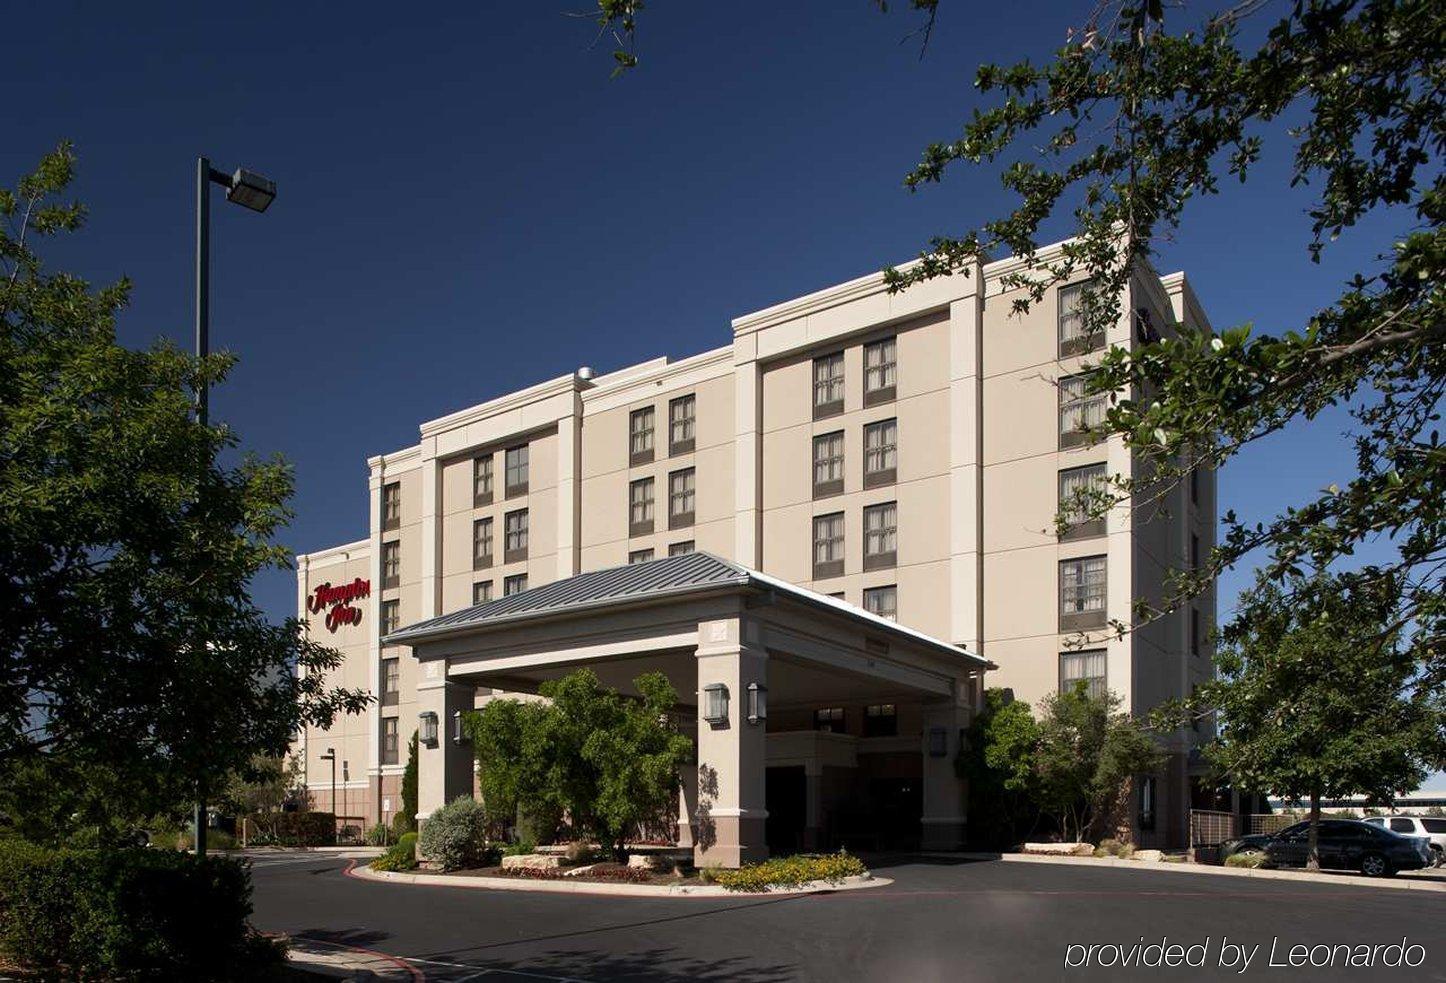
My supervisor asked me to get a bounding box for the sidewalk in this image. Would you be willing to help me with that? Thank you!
[959,851,1446,892]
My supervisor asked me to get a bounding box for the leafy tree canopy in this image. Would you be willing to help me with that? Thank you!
[465,668,692,860]
[0,144,369,840]
[1034,685,1162,842]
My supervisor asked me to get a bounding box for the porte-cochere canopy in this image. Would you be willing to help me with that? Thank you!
[386,552,992,867]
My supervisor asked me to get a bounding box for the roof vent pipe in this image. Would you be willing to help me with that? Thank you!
[576,366,595,381]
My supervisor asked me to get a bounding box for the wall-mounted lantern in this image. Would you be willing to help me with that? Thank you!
[746,682,767,725]
[702,684,729,726]
[453,710,468,745]
[928,726,948,758]
[419,711,439,748]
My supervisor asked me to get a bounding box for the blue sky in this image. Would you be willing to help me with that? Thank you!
[7,3,1406,656]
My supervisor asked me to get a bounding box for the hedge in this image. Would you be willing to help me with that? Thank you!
[246,811,335,846]
[0,840,282,979]
[370,832,418,872]
[417,797,496,872]
[702,851,868,892]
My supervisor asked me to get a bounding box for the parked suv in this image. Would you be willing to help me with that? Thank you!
[1363,815,1446,867]
[1264,819,1431,877]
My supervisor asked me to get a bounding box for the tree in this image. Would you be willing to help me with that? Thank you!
[221,754,305,818]
[1034,685,1162,842]
[957,688,1040,847]
[465,668,693,861]
[393,731,419,835]
[588,0,1445,719]
[0,145,369,842]
[1164,570,1446,870]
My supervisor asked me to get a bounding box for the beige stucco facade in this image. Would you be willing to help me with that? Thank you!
[297,240,1217,850]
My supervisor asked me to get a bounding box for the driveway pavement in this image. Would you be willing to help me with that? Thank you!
[248,852,1446,981]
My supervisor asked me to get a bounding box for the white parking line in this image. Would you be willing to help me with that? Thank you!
[404,955,590,982]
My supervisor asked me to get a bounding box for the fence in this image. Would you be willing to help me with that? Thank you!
[1190,810,1296,845]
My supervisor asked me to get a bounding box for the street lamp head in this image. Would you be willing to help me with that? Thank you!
[225,168,276,212]
[320,748,335,761]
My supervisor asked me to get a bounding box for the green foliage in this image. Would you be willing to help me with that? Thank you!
[464,668,693,861]
[417,796,495,871]
[364,823,392,847]
[179,828,238,851]
[0,145,369,835]
[221,754,306,819]
[500,836,536,857]
[706,851,868,892]
[1035,685,1163,842]
[1160,571,1445,867]
[392,731,419,837]
[1225,852,1266,869]
[1094,837,1133,859]
[246,811,335,847]
[370,832,418,872]
[958,689,1041,846]
[0,840,282,979]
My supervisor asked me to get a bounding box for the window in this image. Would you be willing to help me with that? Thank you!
[812,512,844,579]
[813,352,845,418]
[1389,818,1415,834]
[863,703,897,738]
[381,599,400,635]
[1191,607,1201,657]
[669,540,695,556]
[629,477,655,537]
[1059,373,1107,449]
[812,431,844,499]
[669,468,695,529]
[628,549,654,564]
[668,395,696,455]
[863,585,897,621]
[381,716,399,765]
[382,482,401,531]
[504,444,529,498]
[814,707,845,734]
[1059,555,1107,629]
[1058,463,1107,540]
[1189,463,1200,505]
[381,658,400,706]
[1058,281,1104,356]
[473,517,493,570]
[473,455,493,506]
[863,502,897,571]
[863,419,897,489]
[629,407,655,466]
[503,573,528,596]
[472,580,493,605]
[504,509,528,563]
[381,541,400,589]
[1422,819,1446,834]
[863,337,897,406]
[1138,775,1157,831]
[1059,649,1106,698]
[1190,533,1200,570]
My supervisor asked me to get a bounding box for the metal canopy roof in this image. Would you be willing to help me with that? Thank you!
[383,551,989,668]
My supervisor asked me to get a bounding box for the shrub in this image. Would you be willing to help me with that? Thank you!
[417,797,494,871]
[501,837,536,857]
[365,823,392,847]
[370,832,418,872]
[179,828,238,851]
[1093,837,1133,858]
[247,811,335,847]
[1225,852,1267,869]
[707,851,867,892]
[0,840,283,979]
[564,840,598,864]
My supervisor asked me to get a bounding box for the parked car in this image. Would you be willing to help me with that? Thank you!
[1362,815,1446,867]
[1262,819,1431,877]
[1219,830,1277,862]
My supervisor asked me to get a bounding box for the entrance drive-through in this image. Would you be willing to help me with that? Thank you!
[384,552,992,867]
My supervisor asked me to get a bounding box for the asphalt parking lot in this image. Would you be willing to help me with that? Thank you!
[248,852,1446,981]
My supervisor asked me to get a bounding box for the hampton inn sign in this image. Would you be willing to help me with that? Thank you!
[307,578,370,632]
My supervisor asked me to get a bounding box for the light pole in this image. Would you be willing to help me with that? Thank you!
[192,157,276,858]
[319,748,337,845]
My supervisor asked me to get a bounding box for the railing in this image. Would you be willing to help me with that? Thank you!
[1189,809,1237,846]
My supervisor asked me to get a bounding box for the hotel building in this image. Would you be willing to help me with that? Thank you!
[296,240,1216,861]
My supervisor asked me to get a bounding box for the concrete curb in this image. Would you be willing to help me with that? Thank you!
[347,861,890,898]
[960,852,1446,892]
